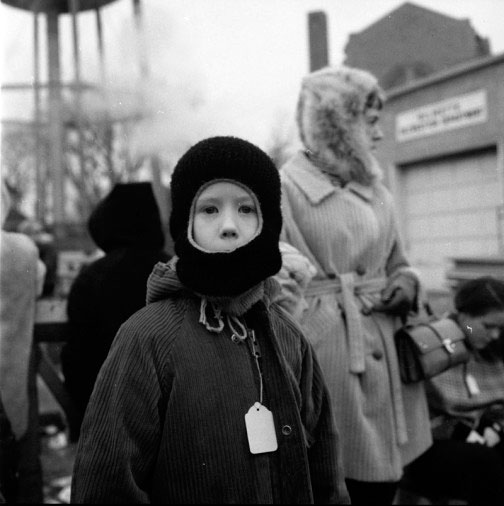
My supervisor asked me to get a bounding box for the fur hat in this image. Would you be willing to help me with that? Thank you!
[297,65,385,185]
[170,136,282,297]
[1,180,12,226]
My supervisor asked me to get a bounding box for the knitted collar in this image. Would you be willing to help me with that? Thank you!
[147,258,280,331]
[203,282,265,317]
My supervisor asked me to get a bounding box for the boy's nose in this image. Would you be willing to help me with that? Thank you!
[220,212,239,239]
[221,228,238,239]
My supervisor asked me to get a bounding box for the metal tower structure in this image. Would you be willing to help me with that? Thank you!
[1,0,149,238]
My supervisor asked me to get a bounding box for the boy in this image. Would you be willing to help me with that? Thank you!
[71,136,349,504]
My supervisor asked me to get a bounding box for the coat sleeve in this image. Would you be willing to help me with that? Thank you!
[279,179,321,272]
[382,185,417,278]
[276,177,324,321]
[298,338,351,504]
[70,312,175,504]
[383,194,421,312]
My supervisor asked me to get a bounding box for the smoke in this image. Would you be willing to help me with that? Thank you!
[93,4,232,167]
[1,1,302,180]
[99,2,298,170]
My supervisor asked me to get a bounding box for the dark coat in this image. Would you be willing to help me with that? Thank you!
[61,183,169,438]
[70,263,349,504]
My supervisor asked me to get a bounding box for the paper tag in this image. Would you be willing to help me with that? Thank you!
[466,429,485,444]
[244,402,278,454]
[465,373,481,396]
[483,427,501,447]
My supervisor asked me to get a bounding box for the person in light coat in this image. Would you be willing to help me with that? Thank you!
[1,180,46,503]
[278,66,432,504]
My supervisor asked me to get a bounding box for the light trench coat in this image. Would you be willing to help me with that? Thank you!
[280,152,432,482]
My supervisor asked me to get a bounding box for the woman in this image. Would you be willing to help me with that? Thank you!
[403,276,504,504]
[279,65,431,504]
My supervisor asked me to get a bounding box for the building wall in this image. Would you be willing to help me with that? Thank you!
[375,55,504,290]
[344,2,490,89]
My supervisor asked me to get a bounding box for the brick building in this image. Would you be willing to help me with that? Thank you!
[344,2,490,89]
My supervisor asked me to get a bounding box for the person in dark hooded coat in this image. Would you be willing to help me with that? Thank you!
[61,182,169,441]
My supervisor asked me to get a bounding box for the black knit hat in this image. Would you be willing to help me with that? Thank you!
[170,136,282,297]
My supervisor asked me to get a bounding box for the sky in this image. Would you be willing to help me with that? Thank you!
[2,0,504,166]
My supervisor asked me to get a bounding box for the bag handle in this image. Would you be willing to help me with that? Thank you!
[423,301,435,319]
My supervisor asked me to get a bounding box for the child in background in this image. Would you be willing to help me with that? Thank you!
[71,136,349,504]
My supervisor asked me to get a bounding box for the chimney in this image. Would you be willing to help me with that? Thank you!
[308,11,329,71]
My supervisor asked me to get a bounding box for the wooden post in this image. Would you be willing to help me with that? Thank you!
[69,0,85,226]
[33,1,44,222]
[46,8,65,234]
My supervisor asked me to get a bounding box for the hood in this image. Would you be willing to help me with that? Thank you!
[147,258,186,304]
[296,65,385,186]
[88,182,165,253]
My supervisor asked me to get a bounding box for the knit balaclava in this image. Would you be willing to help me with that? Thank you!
[169,136,282,297]
[296,65,385,186]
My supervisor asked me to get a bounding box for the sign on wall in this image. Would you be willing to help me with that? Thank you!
[395,89,488,142]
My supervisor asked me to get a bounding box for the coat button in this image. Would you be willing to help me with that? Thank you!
[372,350,383,360]
[281,425,292,436]
[356,265,366,276]
[327,273,336,280]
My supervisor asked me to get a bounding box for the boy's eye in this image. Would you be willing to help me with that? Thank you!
[239,205,256,214]
[200,205,218,215]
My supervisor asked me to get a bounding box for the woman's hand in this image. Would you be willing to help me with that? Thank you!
[373,271,418,317]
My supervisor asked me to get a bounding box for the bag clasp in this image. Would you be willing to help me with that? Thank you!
[442,338,455,354]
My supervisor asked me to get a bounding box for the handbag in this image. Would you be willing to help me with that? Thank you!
[395,316,470,384]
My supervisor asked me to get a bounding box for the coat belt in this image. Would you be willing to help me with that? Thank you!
[305,274,387,374]
[305,274,409,445]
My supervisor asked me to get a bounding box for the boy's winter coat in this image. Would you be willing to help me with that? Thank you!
[71,261,349,504]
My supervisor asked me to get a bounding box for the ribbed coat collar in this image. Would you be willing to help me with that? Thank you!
[283,152,375,205]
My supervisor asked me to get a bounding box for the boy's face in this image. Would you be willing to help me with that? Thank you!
[458,309,504,350]
[192,181,260,252]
